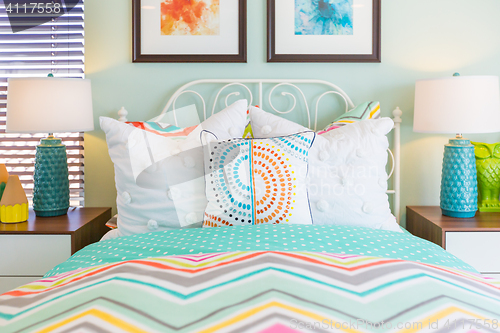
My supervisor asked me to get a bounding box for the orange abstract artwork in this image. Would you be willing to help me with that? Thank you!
[161,0,220,36]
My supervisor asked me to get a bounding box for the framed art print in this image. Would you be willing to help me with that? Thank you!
[133,0,247,62]
[267,0,381,62]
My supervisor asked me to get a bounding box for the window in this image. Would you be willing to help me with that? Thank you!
[0,1,85,206]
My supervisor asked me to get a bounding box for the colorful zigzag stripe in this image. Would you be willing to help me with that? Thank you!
[1,251,499,333]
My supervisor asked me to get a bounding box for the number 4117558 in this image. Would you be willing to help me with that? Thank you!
[6,2,62,14]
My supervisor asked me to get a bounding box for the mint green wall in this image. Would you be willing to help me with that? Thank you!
[84,0,500,225]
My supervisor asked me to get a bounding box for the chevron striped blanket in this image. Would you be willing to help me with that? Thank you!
[1,250,499,333]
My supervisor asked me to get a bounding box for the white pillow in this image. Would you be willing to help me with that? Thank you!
[100,99,249,238]
[201,132,315,227]
[249,106,401,232]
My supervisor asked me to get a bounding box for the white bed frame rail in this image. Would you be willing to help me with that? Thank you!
[117,79,402,223]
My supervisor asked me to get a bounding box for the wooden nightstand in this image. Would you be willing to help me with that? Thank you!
[407,206,500,278]
[0,207,112,294]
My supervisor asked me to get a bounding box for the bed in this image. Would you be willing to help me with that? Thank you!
[1,80,499,333]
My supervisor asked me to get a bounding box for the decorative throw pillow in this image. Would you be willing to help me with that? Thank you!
[202,132,315,227]
[100,99,249,239]
[242,106,256,139]
[319,101,381,134]
[126,121,198,137]
[249,106,401,232]
[242,122,253,138]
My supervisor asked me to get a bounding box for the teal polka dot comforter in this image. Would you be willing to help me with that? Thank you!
[45,224,477,277]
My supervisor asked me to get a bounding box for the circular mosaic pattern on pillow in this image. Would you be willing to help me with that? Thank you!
[204,132,315,227]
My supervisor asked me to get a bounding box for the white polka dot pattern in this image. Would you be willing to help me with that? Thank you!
[44,224,477,277]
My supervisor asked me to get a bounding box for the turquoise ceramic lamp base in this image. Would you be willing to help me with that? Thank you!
[33,136,70,217]
[440,136,478,218]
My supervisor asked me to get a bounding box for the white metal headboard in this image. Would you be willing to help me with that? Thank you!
[117,79,402,223]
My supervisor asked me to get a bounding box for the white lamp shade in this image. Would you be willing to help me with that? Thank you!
[6,77,94,133]
[413,75,500,134]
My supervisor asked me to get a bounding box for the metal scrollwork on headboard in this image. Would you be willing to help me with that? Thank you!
[212,83,253,117]
[268,83,313,129]
[315,91,349,132]
[171,90,206,126]
[117,79,402,223]
[159,79,355,127]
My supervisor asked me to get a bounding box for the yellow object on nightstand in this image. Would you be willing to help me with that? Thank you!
[0,175,29,223]
[0,203,29,223]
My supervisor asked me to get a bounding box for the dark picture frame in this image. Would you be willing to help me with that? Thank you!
[133,0,247,63]
[267,0,381,63]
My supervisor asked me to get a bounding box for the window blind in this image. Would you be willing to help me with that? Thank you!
[0,1,85,207]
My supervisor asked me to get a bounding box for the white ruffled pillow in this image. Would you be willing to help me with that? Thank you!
[100,100,249,239]
[249,106,401,232]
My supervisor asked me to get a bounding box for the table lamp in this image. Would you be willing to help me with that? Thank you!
[6,77,94,217]
[414,74,500,218]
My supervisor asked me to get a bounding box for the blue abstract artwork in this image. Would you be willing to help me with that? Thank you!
[295,0,353,35]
